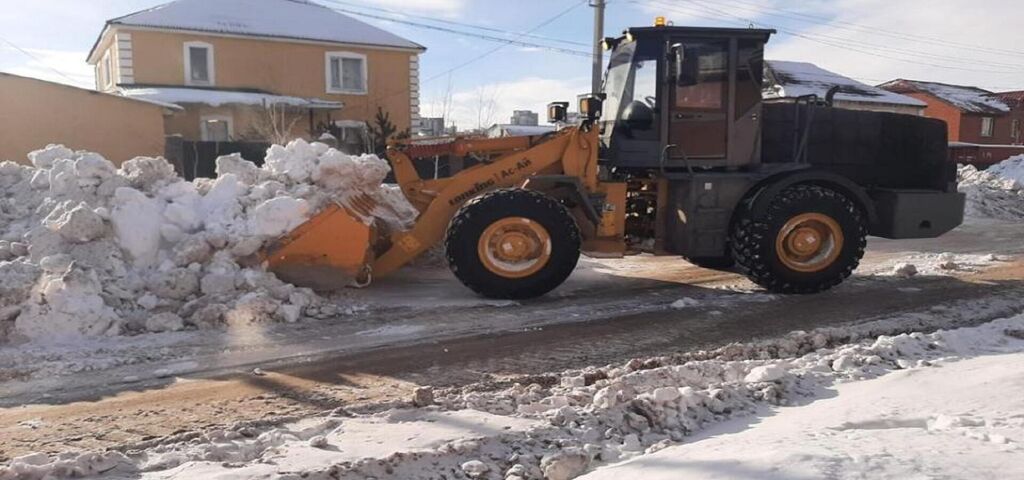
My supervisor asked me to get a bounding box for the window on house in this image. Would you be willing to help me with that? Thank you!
[326,52,367,94]
[184,42,214,86]
[103,51,115,88]
[201,116,232,142]
[1013,119,1021,143]
[981,117,995,137]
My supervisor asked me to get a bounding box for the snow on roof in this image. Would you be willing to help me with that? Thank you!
[879,79,1010,114]
[764,60,926,107]
[106,0,423,51]
[487,124,557,138]
[119,86,343,109]
[991,90,1024,109]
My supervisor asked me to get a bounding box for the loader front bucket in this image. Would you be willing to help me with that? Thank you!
[260,203,375,291]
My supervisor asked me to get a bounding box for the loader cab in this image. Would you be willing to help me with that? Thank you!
[600,26,774,171]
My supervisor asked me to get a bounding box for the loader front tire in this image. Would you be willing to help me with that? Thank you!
[731,184,866,294]
[446,189,580,299]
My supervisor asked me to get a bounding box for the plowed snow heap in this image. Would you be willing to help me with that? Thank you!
[957,154,1024,221]
[0,141,417,344]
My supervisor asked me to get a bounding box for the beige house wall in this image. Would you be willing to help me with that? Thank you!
[92,28,419,139]
[0,73,168,165]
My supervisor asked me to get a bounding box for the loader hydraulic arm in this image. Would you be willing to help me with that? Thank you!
[372,126,601,277]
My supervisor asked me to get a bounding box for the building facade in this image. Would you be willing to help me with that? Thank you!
[879,79,1021,145]
[86,0,425,148]
[510,110,539,126]
[0,73,174,165]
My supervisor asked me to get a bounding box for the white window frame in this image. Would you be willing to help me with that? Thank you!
[980,116,995,137]
[99,50,115,89]
[184,41,215,86]
[325,51,368,95]
[200,114,233,142]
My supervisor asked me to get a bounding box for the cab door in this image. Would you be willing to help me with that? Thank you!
[667,39,730,165]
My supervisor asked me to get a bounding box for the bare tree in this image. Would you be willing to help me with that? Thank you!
[243,102,303,144]
[439,74,455,133]
[474,85,500,131]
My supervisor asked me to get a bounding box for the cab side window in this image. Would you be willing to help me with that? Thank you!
[675,40,728,111]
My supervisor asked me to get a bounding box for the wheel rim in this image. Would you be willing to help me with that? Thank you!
[774,212,844,273]
[478,217,552,279]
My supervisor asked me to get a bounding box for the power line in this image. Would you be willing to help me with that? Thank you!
[0,35,90,86]
[700,0,1024,59]
[643,0,1024,75]
[317,0,589,47]
[334,0,590,106]
[684,0,1024,68]
[323,5,592,58]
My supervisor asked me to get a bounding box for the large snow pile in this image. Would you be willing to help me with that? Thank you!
[6,310,1022,479]
[958,159,1024,221]
[986,154,1024,185]
[0,141,417,344]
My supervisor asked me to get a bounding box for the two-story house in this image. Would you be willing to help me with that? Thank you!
[879,79,1024,165]
[86,0,425,150]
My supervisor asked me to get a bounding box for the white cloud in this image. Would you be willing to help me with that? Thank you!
[422,76,589,131]
[1,47,93,88]
[342,0,467,16]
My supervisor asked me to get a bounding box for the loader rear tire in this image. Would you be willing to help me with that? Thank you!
[446,189,580,299]
[731,184,866,294]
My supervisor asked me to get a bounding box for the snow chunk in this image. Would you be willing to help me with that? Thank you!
[110,188,164,267]
[146,312,185,333]
[27,144,73,169]
[745,364,787,383]
[670,297,700,309]
[893,263,918,278]
[14,268,121,342]
[460,459,490,478]
[43,202,106,243]
[249,197,311,237]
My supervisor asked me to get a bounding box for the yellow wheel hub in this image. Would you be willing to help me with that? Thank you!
[478,217,552,279]
[775,213,844,273]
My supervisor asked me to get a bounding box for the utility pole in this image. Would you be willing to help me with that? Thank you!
[591,0,605,95]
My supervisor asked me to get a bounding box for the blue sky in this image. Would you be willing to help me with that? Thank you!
[2,0,1022,129]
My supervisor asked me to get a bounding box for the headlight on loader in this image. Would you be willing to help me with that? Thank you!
[547,102,569,124]
[578,94,605,122]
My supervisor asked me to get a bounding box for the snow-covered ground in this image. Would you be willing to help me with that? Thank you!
[3,148,1024,478]
[581,350,1024,480]
[4,309,1023,479]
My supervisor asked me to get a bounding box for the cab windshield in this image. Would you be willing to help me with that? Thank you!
[602,40,636,133]
[601,39,659,142]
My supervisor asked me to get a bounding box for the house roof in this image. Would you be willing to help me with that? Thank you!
[878,79,1010,114]
[990,90,1024,109]
[90,0,424,61]
[763,61,926,107]
[118,85,343,110]
[487,124,557,137]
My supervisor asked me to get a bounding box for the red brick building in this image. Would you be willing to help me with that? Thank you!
[879,80,1024,166]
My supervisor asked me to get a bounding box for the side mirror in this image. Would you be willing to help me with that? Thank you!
[670,43,698,87]
[547,102,569,123]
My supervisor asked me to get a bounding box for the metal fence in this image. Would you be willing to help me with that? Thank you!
[165,136,270,180]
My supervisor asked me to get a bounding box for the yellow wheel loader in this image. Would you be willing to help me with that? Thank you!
[261,25,965,299]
